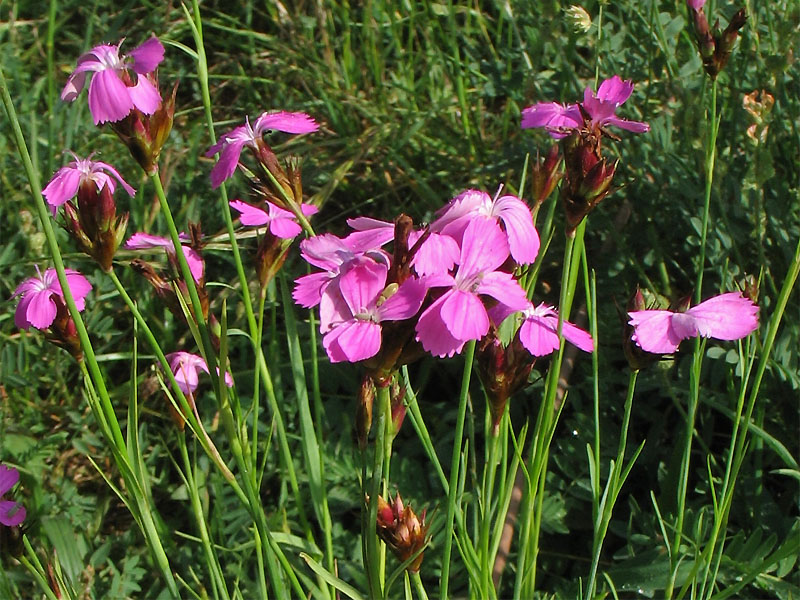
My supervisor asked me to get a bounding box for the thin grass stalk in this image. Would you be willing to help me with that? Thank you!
[176,432,231,600]
[699,237,800,598]
[20,537,61,600]
[365,384,391,599]
[480,412,502,599]
[520,220,584,597]
[439,339,477,599]
[1,64,179,598]
[46,0,57,176]
[666,77,720,599]
[184,0,315,546]
[584,369,639,600]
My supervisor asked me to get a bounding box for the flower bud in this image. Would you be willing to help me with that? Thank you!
[531,145,563,215]
[356,375,375,450]
[375,493,430,572]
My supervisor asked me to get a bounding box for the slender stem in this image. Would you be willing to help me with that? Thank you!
[365,385,391,599]
[410,571,429,600]
[695,80,719,303]
[439,340,476,599]
[480,421,501,598]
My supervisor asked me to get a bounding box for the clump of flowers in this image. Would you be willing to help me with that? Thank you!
[43,154,134,271]
[13,267,92,359]
[521,76,649,234]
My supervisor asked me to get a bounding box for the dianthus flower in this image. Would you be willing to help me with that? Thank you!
[166,352,233,397]
[322,260,427,363]
[61,37,164,125]
[415,218,528,357]
[628,291,758,354]
[0,464,26,527]
[205,111,319,188]
[522,75,649,138]
[125,232,204,283]
[517,302,593,356]
[13,268,92,330]
[230,199,319,239]
[42,153,135,211]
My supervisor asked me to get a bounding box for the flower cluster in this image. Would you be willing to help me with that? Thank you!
[294,188,593,382]
[522,76,649,234]
[375,493,429,572]
[686,0,747,79]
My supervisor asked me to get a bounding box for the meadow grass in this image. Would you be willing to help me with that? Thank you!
[1,1,798,598]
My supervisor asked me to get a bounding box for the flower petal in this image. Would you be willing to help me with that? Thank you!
[685,292,759,341]
[519,315,561,356]
[441,290,489,341]
[339,260,387,316]
[42,167,82,208]
[25,289,58,330]
[628,310,682,353]
[128,74,162,115]
[293,272,333,308]
[377,277,427,321]
[457,218,509,279]
[87,68,133,124]
[323,320,381,363]
[253,111,319,135]
[0,500,26,527]
[0,465,20,496]
[128,37,165,74]
[415,294,467,358]
[230,200,270,226]
[493,195,539,264]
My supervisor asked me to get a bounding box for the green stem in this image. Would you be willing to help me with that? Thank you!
[695,80,719,303]
[439,339,476,599]
[410,570,429,600]
[365,385,391,599]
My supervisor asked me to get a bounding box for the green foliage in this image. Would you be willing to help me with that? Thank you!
[1,0,798,598]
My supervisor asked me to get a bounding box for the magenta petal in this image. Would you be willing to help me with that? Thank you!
[411,232,460,276]
[126,232,172,249]
[61,70,87,102]
[339,260,387,316]
[128,75,162,115]
[253,111,319,135]
[605,116,650,133]
[14,296,35,329]
[230,200,270,226]
[0,465,19,496]
[377,277,427,321]
[416,294,467,358]
[93,161,136,197]
[182,247,205,282]
[26,289,58,330]
[519,316,561,356]
[441,290,489,341]
[493,195,539,264]
[561,320,594,352]
[0,500,26,527]
[128,37,165,74]
[269,217,302,239]
[476,272,529,311]
[300,234,352,270]
[209,140,247,188]
[596,76,634,105]
[87,68,133,124]
[685,292,759,341]
[521,102,582,130]
[628,310,682,353]
[42,168,82,207]
[293,272,331,308]
[458,218,509,277]
[63,269,92,302]
[324,320,381,363]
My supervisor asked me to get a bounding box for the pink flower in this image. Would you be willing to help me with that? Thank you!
[522,75,649,138]
[205,111,319,188]
[687,0,706,9]
[415,219,529,358]
[628,291,759,354]
[125,232,204,283]
[61,37,164,125]
[322,260,427,363]
[293,233,389,309]
[432,189,540,265]
[166,352,234,396]
[13,268,92,330]
[0,464,26,527]
[43,154,135,210]
[517,303,593,356]
[230,199,319,239]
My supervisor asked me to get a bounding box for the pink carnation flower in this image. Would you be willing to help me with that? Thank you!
[517,303,593,356]
[432,189,540,266]
[415,218,529,358]
[230,199,319,239]
[43,154,135,210]
[322,260,427,363]
[13,268,92,330]
[522,75,649,138]
[0,464,26,527]
[166,351,234,397]
[205,111,319,188]
[628,291,759,354]
[125,232,204,283]
[61,37,164,125]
